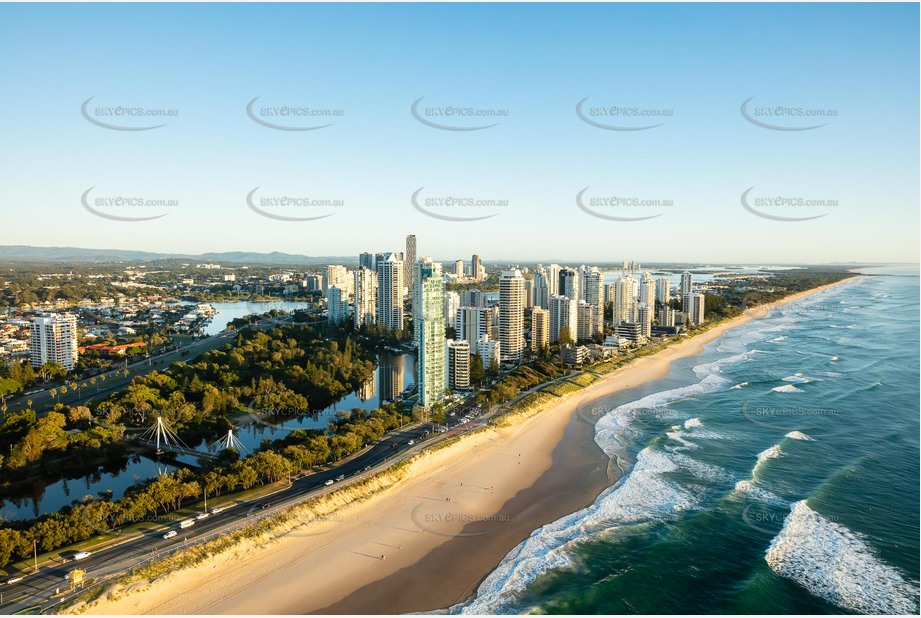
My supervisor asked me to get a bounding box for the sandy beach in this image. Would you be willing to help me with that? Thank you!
[75,278,857,615]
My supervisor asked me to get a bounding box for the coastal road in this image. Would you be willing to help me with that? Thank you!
[0,420,444,613]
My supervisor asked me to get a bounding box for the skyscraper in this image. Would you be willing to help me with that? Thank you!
[376,253,404,331]
[637,302,653,338]
[414,258,445,408]
[405,235,417,291]
[471,254,482,281]
[583,268,605,334]
[577,301,596,341]
[655,277,671,306]
[359,252,374,270]
[531,307,549,351]
[546,264,561,296]
[533,266,550,310]
[549,295,577,343]
[454,260,464,278]
[30,313,78,371]
[613,274,638,324]
[446,339,471,390]
[353,268,378,328]
[559,267,580,301]
[324,265,352,298]
[681,270,693,313]
[455,306,490,350]
[689,291,706,325]
[639,272,656,309]
[499,270,525,362]
[443,291,460,327]
[460,289,487,308]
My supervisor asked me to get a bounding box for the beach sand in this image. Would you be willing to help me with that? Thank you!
[78,278,856,615]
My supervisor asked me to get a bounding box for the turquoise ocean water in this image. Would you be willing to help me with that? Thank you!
[449,267,919,614]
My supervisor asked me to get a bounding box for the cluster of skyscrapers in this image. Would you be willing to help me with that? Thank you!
[325,235,706,411]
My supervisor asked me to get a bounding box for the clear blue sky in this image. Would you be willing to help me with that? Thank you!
[0,3,917,264]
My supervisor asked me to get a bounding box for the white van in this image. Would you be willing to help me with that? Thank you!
[73,551,92,561]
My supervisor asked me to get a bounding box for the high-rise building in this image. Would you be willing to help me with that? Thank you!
[549,295,577,343]
[405,235,417,291]
[531,307,550,351]
[454,260,464,278]
[639,272,656,307]
[376,253,404,331]
[499,270,525,362]
[681,271,693,313]
[359,252,374,270]
[612,275,638,324]
[30,314,78,371]
[546,264,561,296]
[379,353,404,405]
[326,286,349,325]
[324,265,352,298]
[471,254,482,281]
[658,306,676,327]
[689,291,706,325]
[655,277,671,306]
[476,336,500,370]
[583,268,605,334]
[559,267,580,301]
[353,268,378,328]
[414,258,445,408]
[533,266,550,310]
[523,279,534,310]
[577,301,596,341]
[455,306,490,350]
[446,339,471,390]
[303,274,322,292]
[637,302,653,338]
[443,291,460,328]
[461,289,487,308]
[604,282,616,304]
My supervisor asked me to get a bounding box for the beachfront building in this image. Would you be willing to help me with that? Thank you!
[531,307,550,351]
[612,274,638,324]
[414,258,445,408]
[446,339,471,390]
[637,302,653,338]
[577,301,597,341]
[455,306,490,351]
[499,270,525,362]
[658,306,677,327]
[681,270,693,312]
[583,268,605,334]
[656,277,671,306]
[549,295,577,344]
[30,313,79,371]
[689,291,706,326]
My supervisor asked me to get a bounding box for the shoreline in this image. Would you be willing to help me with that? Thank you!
[69,276,859,615]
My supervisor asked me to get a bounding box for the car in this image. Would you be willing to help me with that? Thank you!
[324,479,334,486]
[335,474,345,482]
[260,503,271,509]
[211,507,224,515]
[195,512,210,520]
[5,575,24,585]
[72,551,92,561]
[363,465,371,471]
[408,440,415,446]
[163,530,178,540]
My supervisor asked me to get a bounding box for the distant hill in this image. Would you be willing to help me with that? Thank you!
[0,245,352,266]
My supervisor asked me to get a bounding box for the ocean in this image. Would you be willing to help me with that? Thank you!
[449,267,919,615]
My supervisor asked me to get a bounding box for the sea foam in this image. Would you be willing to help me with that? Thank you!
[766,501,919,614]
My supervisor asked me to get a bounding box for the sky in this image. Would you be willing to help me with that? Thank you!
[0,2,918,264]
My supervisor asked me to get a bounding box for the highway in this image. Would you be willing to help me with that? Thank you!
[0,404,490,614]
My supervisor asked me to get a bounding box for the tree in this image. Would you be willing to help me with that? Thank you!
[469,354,486,386]
[559,326,573,346]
